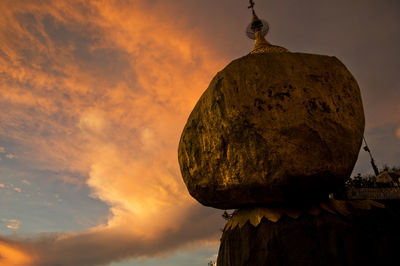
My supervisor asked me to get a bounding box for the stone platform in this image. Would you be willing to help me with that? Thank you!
[218,201,400,266]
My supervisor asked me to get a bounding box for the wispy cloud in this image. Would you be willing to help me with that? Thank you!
[6,153,15,159]
[1,219,21,230]
[0,240,33,266]
[207,253,218,262]
[0,0,225,265]
[0,206,220,266]
[22,180,31,185]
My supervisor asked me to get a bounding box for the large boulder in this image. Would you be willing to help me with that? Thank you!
[178,52,364,209]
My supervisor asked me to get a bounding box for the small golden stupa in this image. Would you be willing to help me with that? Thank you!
[247,8,288,54]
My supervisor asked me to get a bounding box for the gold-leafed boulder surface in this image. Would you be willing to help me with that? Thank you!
[178,52,364,209]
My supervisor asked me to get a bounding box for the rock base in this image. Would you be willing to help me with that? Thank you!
[218,206,400,266]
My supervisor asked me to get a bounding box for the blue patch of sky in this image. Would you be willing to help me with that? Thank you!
[109,244,218,266]
[0,144,110,234]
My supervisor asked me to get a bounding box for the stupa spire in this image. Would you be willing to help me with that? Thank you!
[246,0,289,53]
[248,0,256,14]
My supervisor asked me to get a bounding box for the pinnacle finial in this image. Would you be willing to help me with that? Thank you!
[245,0,289,54]
[248,0,255,15]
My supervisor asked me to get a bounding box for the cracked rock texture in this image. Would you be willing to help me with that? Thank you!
[178,53,364,209]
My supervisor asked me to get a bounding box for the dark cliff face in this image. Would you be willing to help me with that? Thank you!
[218,207,400,266]
[178,52,365,209]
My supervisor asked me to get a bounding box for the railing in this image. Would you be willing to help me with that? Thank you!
[344,187,400,200]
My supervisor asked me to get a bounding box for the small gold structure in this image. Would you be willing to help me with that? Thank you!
[247,0,288,54]
[224,200,385,230]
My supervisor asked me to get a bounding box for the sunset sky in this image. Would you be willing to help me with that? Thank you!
[0,1,399,265]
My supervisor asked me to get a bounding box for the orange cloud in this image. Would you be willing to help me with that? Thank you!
[4,219,21,230]
[396,128,400,139]
[0,0,226,265]
[0,240,34,266]
[1,210,220,266]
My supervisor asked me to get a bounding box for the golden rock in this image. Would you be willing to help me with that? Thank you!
[178,52,365,209]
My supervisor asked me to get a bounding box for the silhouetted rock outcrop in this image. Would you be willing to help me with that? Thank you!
[218,205,400,266]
